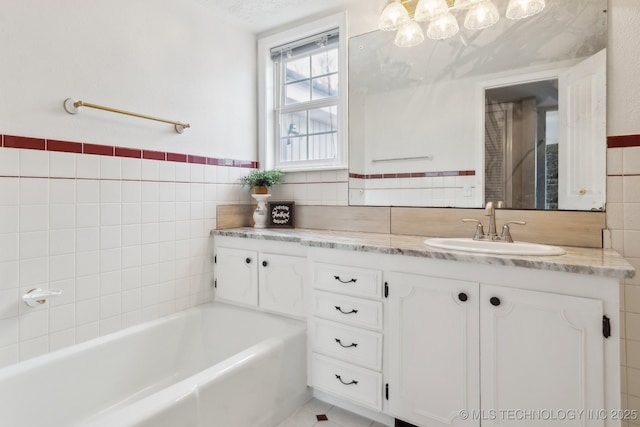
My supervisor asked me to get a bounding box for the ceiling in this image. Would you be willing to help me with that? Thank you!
[198,0,361,33]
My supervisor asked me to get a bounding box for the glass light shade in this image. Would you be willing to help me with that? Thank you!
[464,1,500,30]
[453,0,483,9]
[506,0,545,20]
[394,21,425,47]
[379,1,411,31]
[415,0,449,22]
[427,12,460,39]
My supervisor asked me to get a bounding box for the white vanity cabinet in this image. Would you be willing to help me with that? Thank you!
[258,252,308,317]
[308,253,385,411]
[385,272,480,427]
[480,284,605,427]
[215,246,259,306]
[212,231,629,427]
[384,258,618,427]
[214,236,307,318]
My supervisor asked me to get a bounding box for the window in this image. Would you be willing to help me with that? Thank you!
[272,31,339,167]
[258,14,347,171]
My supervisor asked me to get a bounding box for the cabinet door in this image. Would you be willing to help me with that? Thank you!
[480,284,604,427]
[386,272,480,427]
[215,247,258,306]
[258,253,307,317]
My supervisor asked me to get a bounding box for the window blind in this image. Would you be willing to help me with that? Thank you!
[270,29,339,60]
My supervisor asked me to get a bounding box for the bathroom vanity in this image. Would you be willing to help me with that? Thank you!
[211,228,634,427]
[213,236,308,318]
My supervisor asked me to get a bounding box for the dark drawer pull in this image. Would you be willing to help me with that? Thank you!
[335,306,358,315]
[245,258,251,264]
[335,374,358,386]
[335,338,358,348]
[334,275,357,284]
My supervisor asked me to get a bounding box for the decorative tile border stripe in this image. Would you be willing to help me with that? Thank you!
[143,150,165,160]
[167,152,187,162]
[4,135,45,150]
[0,133,258,168]
[115,147,142,158]
[349,170,475,179]
[48,139,83,153]
[607,134,640,148]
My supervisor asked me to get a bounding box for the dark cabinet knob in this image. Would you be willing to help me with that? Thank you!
[490,297,501,306]
[262,261,268,267]
[245,258,251,264]
[458,292,468,302]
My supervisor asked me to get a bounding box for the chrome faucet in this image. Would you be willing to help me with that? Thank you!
[485,201,498,240]
[462,219,485,240]
[462,201,526,242]
[500,221,527,242]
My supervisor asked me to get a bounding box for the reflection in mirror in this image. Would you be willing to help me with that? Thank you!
[348,0,607,210]
[485,79,559,210]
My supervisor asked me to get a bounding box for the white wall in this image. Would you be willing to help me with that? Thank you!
[0,0,256,367]
[363,80,477,172]
[607,0,640,137]
[0,0,257,160]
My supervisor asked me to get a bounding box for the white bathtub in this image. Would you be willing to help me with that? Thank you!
[0,302,310,427]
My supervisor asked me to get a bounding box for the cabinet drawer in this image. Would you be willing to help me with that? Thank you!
[311,353,382,411]
[311,319,383,371]
[312,262,382,299]
[312,291,383,330]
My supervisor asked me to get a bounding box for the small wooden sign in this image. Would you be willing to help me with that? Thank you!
[267,201,295,228]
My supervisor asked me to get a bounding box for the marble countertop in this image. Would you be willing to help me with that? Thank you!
[211,228,636,280]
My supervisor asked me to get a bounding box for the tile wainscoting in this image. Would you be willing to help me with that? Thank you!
[0,133,255,368]
[607,134,640,425]
[1,130,638,423]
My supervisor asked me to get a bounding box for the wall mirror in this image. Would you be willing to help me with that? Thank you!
[348,0,607,210]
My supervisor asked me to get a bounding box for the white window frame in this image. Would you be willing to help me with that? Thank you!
[258,13,348,172]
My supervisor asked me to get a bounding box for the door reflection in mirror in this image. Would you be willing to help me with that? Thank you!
[484,79,558,210]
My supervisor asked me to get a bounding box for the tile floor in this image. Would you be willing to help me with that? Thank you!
[276,398,389,427]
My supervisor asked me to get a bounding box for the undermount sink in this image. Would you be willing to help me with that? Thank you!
[424,238,566,256]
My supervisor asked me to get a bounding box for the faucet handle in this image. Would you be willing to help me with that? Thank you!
[462,219,485,240]
[500,221,526,243]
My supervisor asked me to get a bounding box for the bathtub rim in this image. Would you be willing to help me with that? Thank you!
[0,301,306,381]
[80,335,310,427]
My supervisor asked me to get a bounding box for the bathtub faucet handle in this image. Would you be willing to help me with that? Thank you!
[22,288,63,307]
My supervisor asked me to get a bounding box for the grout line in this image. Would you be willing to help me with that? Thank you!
[0,175,244,186]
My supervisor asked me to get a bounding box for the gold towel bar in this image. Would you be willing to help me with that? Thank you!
[64,98,190,134]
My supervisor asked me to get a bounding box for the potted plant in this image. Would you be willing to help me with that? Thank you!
[240,169,284,194]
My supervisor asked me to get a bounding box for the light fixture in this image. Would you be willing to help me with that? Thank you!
[506,0,545,19]
[379,0,546,47]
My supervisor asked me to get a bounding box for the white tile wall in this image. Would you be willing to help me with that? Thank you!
[369,175,475,207]
[270,169,349,206]
[608,146,640,424]
[0,146,248,368]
